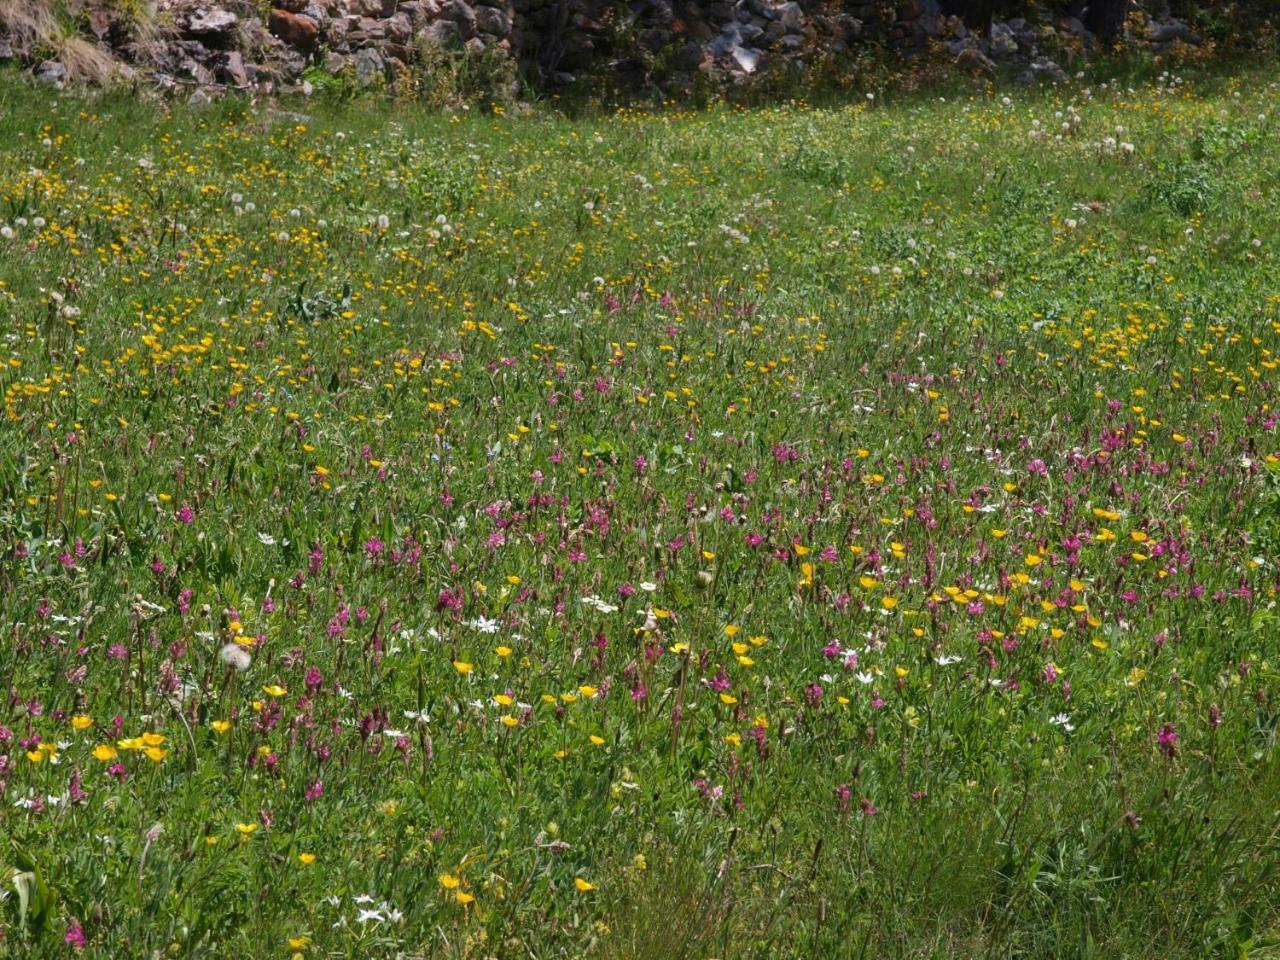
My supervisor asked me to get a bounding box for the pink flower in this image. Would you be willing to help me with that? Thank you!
[65,921,87,949]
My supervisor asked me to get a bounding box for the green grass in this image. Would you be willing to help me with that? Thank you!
[1,66,1280,958]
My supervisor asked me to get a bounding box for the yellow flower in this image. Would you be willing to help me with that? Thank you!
[235,822,259,838]
[141,732,166,747]
[723,624,739,637]
[501,715,520,727]
[881,596,898,610]
[211,720,232,734]
[577,685,598,698]
[262,684,288,698]
[298,853,317,865]
[495,645,512,658]
[455,891,475,905]
[117,737,144,751]
[144,747,169,762]
[719,693,738,705]
[589,734,605,746]
[453,660,474,675]
[574,878,595,892]
[1024,553,1043,567]
[288,937,310,949]
[92,744,118,761]
[71,715,93,731]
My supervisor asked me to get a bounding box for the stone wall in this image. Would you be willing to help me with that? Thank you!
[7,0,1211,96]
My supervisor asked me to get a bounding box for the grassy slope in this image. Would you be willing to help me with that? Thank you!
[1,68,1279,957]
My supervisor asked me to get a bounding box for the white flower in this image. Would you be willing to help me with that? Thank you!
[218,643,252,672]
[1049,713,1075,732]
[581,595,619,614]
[465,616,500,634]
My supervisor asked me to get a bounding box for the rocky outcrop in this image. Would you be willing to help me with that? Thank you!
[3,0,1218,97]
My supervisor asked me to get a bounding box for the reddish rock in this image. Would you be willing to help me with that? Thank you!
[269,9,320,50]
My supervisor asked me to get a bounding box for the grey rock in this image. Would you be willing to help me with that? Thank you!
[439,0,477,36]
[324,51,349,73]
[475,4,513,36]
[387,13,412,42]
[399,1,441,25]
[221,51,250,86]
[730,45,762,72]
[955,44,995,72]
[418,19,462,46]
[353,46,384,83]
[0,38,15,59]
[1060,16,1086,37]
[777,1,803,31]
[187,8,238,36]
[1027,55,1066,80]
[180,57,215,85]
[1148,20,1191,43]
[830,14,861,39]
[989,21,1017,57]
[35,60,68,85]
[710,23,744,55]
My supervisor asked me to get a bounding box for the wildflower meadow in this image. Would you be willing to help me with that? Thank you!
[2,66,1280,958]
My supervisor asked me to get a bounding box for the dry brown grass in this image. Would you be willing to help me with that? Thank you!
[0,0,145,84]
